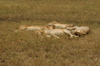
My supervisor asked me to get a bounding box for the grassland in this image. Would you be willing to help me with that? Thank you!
[0,0,100,66]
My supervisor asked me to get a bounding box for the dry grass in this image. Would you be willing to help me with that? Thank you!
[0,0,100,66]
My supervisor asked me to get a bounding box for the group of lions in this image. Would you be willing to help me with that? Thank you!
[15,21,90,39]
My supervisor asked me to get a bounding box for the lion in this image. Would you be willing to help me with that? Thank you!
[15,25,55,32]
[35,29,78,39]
[67,26,90,36]
[47,21,74,29]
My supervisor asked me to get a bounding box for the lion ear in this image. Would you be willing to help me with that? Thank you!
[45,26,50,29]
[41,31,44,34]
[81,30,86,35]
[47,26,49,29]
[72,28,76,30]
[53,25,55,29]
[53,21,58,24]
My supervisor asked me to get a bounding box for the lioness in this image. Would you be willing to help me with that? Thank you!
[48,21,74,29]
[67,26,90,36]
[15,25,55,32]
[35,29,78,39]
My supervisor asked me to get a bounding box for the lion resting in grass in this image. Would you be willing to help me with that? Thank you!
[47,21,74,29]
[15,25,55,32]
[35,29,78,39]
[67,26,90,36]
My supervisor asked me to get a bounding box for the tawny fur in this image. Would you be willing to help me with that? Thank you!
[35,29,78,38]
[48,21,74,29]
[15,25,55,32]
[67,26,90,36]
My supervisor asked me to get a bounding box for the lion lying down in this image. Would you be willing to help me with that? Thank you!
[47,21,74,29]
[35,29,78,39]
[67,26,90,36]
[15,25,55,32]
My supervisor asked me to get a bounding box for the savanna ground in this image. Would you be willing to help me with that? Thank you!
[0,0,100,66]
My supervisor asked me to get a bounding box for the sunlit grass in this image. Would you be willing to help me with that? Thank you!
[0,0,100,66]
